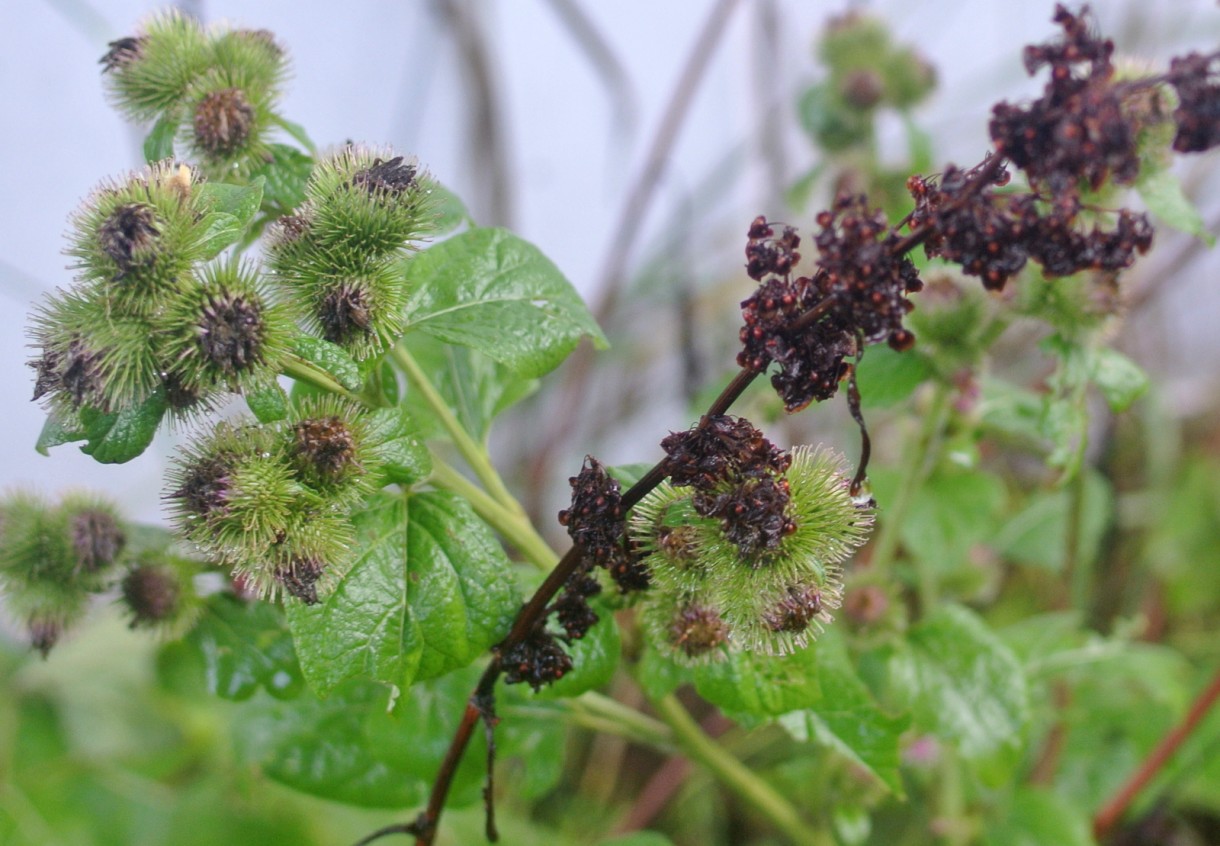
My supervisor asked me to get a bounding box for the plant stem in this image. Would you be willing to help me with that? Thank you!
[1064,453,1090,614]
[390,342,524,517]
[428,459,558,571]
[868,383,951,607]
[566,691,675,751]
[282,354,361,401]
[1094,665,1220,840]
[650,694,830,846]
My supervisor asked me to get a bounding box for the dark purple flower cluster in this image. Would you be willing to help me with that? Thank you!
[663,415,795,562]
[1168,52,1220,154]
[990,5,1138,193]
[500,620,573,692]
[908,159,1153,291]
[738,202,919,411]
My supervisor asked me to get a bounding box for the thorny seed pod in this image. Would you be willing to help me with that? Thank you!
[158,259,293,408]
[119,555,202,637]
[283,397,384,504]
[0,492,120,657]
[631,446,870,659]
[65,161,205,311]
[100,10,213,121]
[265,146,436,360]
[60,493,126,575]
[641,591,731,665]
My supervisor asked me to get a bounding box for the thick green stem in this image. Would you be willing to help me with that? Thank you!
[429,459,557,571]
[283,354,361,401]
[651,694,830,846]
[565,692,675,751]
[390,342,524,516]
[869,384,952,608]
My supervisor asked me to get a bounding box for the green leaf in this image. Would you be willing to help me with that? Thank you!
[780,635,909,795]
[244,382,289,423]
[1136,165,1216,246]
[1090,347,1149,412]
[398,330,537,441]
[143,115,178,163]
[186,595,304,701]
[635,643,694,701]
[285,491,519,695]
[535,601,621,700]
[271,114,317,153]
[193,178,265,259]
[430,182,472,235]
[78,388,167,464]
[984,788,1091,846]
[994,471,1113,573]
[34,410,86,456]
[694,645,821,726]
[291,335,363,391]
[892,604,1029,759]
[900,466,1005,578]
[854,345,935,408]
[247,143,312,214]
[364,406,432,486]
[402,227,607,378]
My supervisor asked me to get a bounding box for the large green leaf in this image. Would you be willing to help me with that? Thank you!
[235,675,481,808]
[285,491,519,695]
[77,387,168,464]
[34,409,86,456]
[402,227,607,378]
[780,634,909,795]
[398,330,537,441]
[694,645,821,726]
[193,178,265,259]
[854,345,935,409]
[186,595,304,701]
[891,604,1029,760]
[364,406,432,486]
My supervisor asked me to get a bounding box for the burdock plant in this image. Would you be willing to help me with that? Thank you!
[10,7,1220,846]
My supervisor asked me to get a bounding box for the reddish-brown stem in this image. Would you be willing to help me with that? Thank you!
[1093,665,1220,841]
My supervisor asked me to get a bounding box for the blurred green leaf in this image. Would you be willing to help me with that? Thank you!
[994,470,1113,573]
[1136,165,1215,246]
[186,595,304,701]
[892,604,1029,759]
[430,182,472,235]
[1090,347,1149,412]
[855,345,935,408]
[984,788,1091,846]
[694,645,821,726]
[248,142,313,214]
[143,114,178,162]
